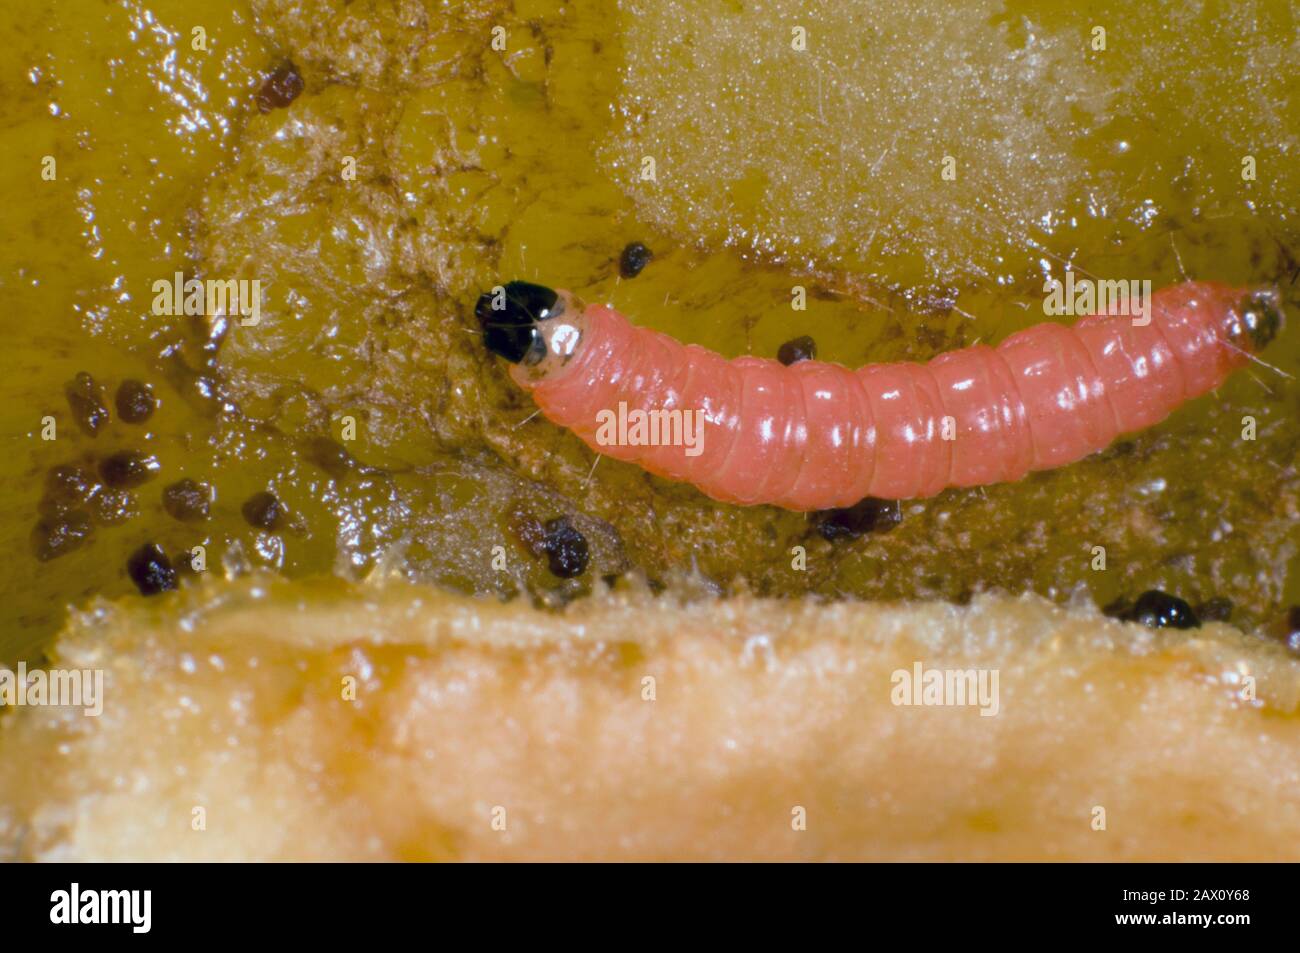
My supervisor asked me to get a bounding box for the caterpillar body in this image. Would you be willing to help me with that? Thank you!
[476,280,1282,512]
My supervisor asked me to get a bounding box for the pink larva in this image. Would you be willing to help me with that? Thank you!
[476,280,1283,512]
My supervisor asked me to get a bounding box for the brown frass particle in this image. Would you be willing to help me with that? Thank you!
[38,464,99,519]
[813,497,902,541]
[115,379,156,423]
[618,242,653,279]
[30,512,93,562]
[90,488,137,525]
[242,490,285,530]
[508,506,550,558]
[125,543,177,596]
[99,450,161,489]
[162,478,212,522]
[255,62,304,113]
[777,335,817,365]
[45,464,98,504]
[64,372,109,436]
[542,516,590,578]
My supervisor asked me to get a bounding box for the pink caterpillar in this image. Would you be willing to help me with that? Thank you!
[476,280,1282,511]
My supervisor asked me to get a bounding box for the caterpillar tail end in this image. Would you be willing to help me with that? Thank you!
[475,280,562,364]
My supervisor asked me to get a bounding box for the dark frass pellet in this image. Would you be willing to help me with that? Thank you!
[99,450,161,489]
[115,379,156,423]
[126,543,177,596]
[162,478,212,522]
[45,464,98,503]
[777,335,817,366]
[618,242,653,279]
[255,62,304,113]
[1124,590,1200,630]
[542,516,589,578]
[64,372,109,436]
[242,490,285,530]
[813,497,902,542]
[30,512,93,562]
[91,488,137,525]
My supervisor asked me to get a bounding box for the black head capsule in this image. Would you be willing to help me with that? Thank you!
[1237,289,1284,351]
[475,281,563,365]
